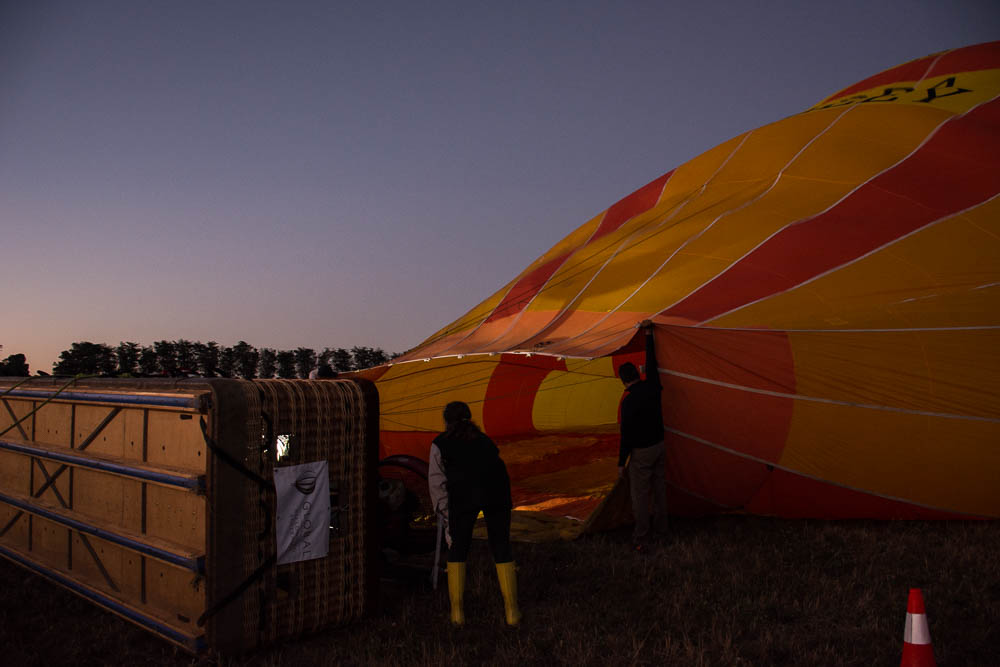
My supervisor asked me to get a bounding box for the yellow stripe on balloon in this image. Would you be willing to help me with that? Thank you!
[779,400,1000,516]
[376,356,498,432]
[532,357,622,432]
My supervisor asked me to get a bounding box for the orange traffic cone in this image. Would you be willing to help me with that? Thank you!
[900,588,935,667]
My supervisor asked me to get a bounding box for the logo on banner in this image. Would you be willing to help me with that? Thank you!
[295,473,318,495]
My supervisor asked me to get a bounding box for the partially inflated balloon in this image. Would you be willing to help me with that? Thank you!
[364,42,1000,524]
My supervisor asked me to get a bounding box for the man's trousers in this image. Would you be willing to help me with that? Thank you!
[628,441,668,544]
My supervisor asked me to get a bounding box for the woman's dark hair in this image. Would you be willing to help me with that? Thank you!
[442,401,482,440]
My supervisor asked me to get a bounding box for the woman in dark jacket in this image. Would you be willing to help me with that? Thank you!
[428,401,520,626]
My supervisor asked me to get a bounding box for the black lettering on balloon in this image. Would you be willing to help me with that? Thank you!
[862,87,915,103]
[815,94,869,110]
[916,77,972,103]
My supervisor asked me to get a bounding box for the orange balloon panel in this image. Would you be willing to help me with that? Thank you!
[375,42,1000,522]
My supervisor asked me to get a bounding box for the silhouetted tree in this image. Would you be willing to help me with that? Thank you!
[232,341,259,379]
[258,348,277,379]
[174,339,197,375]
[195,342,220,377]
[153,340,178,376]
[351,346,388,370]
[138,346,158,376]
[351,346,371,370]
[217,346,236,378]
[99,348,117,375]
[115,342,140,376]
[276,351,296,378]
[0,353,29,376]
[331,347,354,372]
[294,347,316,379]
[53,342,115,376]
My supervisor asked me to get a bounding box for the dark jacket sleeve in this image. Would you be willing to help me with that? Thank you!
[618,395,631,467]
[645,326,661,391]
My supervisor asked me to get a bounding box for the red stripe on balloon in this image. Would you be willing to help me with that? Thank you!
[663,96,1000,324]
[664,484,731,517]
[823,41,1000,102]
[483,252,571,324]
[667,433,774,508]
[744,468,980,519]
[378,430,436,461]
[926,40,1000,79]
[590,171,673,242]
[482,353,566,436]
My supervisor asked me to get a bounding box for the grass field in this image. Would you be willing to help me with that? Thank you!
[2,517,998,666]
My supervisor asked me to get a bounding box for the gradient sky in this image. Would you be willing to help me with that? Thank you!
[2,1,998,373]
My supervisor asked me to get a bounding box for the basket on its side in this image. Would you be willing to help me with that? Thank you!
[0,376,378,654]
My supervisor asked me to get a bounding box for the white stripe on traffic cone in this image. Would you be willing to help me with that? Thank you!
[904,610,931,646]
[900,588,935,667]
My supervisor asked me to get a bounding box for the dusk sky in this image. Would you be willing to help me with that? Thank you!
[2,1,998,374]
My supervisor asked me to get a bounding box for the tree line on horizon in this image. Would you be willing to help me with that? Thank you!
[2,341,397,379]
[0,352,30,377]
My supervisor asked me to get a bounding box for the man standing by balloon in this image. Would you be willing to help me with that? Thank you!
[618,320,668,552]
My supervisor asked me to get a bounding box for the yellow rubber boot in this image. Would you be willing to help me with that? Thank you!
[447,562,466,626]
[495,561,522,626]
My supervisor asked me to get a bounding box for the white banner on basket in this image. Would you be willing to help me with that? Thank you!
[274,461,330,565]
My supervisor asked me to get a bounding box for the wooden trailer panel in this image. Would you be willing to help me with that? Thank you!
[72,403,129,459]
[0,396,33,440]
[0,449,28,493]
[146,483,206,551]
[146,411,206,472]
[71,468,144,534]
[34,402,72,447]
[0,376,378,655]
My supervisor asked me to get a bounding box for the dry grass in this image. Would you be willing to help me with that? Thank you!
[2,517,998,666]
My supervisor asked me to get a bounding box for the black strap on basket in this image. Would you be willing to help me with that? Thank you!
[197,414,276,628]
[199,416,270,489]
[197,553,277,627]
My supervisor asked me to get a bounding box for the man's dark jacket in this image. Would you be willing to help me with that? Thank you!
[618,331,665,467]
